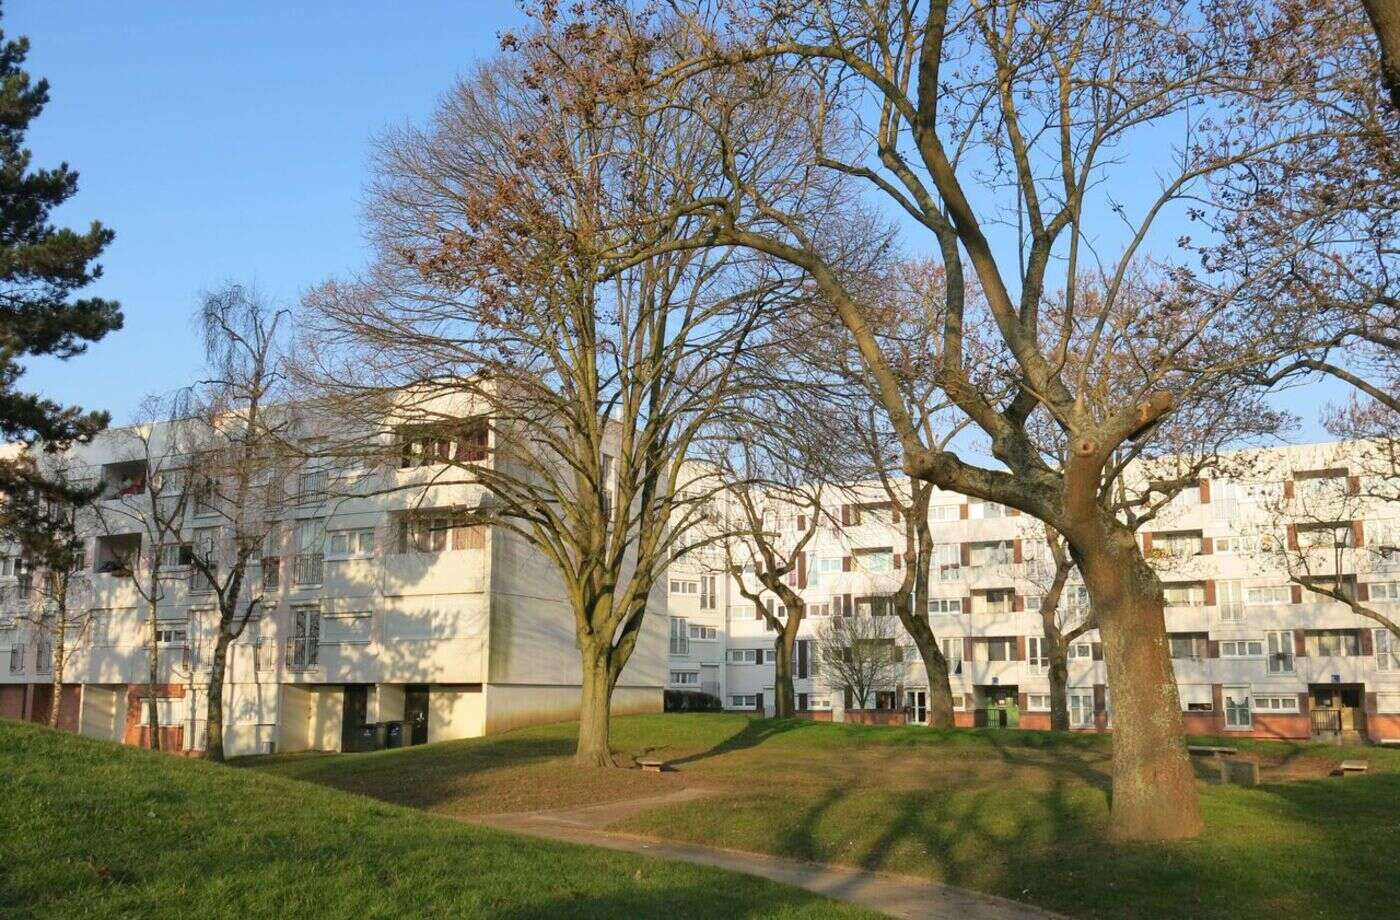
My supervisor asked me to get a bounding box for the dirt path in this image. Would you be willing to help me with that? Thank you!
[468,788,1066,920]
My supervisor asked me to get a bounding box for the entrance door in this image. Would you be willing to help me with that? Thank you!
[907,690,927,724]
[404,687,429,745]
[982,686,1019,728]
[341,686,369,752]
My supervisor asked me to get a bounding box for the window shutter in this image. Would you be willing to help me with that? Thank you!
[1291,584,1303,605]
[1199,478,1211,503]
[1141,532,1153,553]
[797,552,808,589]
[959,503,969,520]
[1012,593,1024,612]
[797,514,807,531]
[1283,479,1295,499]
[1361,629,1374,657]
[1091,642,1104,661]
[1356,582,1369,602]
[893,553,902,570]
[960,543,971,566]
[1347,475,1360,496]
[1013,539,1023,564]
[842,556,853,572]
[1293,631,1308,657]
[841,504,851,527]
[891,504,900,524]
[1352,521,1364,547]
[1286,524,1298,550]
[1201,537,1212,555]
[1204,580,1216,606]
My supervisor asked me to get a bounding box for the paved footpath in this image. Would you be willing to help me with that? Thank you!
[468,788,1065,920]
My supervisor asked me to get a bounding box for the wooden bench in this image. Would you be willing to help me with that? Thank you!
[1188,745,1238,757]
[637,758,668,773]
[1334,760,1368,775]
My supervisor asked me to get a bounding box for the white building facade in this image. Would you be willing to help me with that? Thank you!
[666,441,1400,743]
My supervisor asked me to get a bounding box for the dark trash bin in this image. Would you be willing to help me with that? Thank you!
[385,720,404,749]
[355,723,377,753]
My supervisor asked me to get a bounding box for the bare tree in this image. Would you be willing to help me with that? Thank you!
[814,609,902,712]
[94,397,192,750]
[1014,524,1096,732]
[180,284,293,762]
[0,454,99,727]
[542,0,1348,839]
[298,50,790,766]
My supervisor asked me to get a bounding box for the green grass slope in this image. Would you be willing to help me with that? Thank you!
[0,719,873,920]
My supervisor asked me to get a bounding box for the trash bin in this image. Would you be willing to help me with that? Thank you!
[385,720,404,749]
[356,724,377,753]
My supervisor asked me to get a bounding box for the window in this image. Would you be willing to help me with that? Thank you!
[294,519,324,586]
[729,694,757,708]
[1245,585,1291,606]
[396,512,477,554]
[1169,634,1209,659]
[1062,585,1090,615]
[669,617,689,656]
[969,540,1013,568]
[1219,639,1264,658]
[670,671,699,686]
[1026,694,1051,712]
[158,542,194,569]
[328,528,375,558]
[1377,629,1400,671]
[1306,630,1360,657]
[727,648,758,664]
[669,579,698,595]
[1179,684,1213,712]
[699,575,716,610]
[296,469,328,505]
[854,595,892,617]
[1213,535,1256,555]
[398,420,488,468]
[1217,580,1245,622]
[1369,581,1400,601]
[1254,695,1299,713]
[1162,582,1205,607]
[261,525,281,590]
[286,607,319,669]
[935,544,961,582]
[975,501,1006,519]
[1154,532,1203,559]
[928,505,959,522]
[951,694,966,711]
[807,602,831,618]
[979,590,1014,615]
[138,696,186,727]
[320,611,371,644]
[941,637,962,673]
[1068,692,1094,728]
[154,619,188,645]
[983,638,1014,662]
[1266,630,1294,673]
[1067,642,1093,660]
[1021,593,1044,613]
[1027,636,1048,672]
[927,598,963,615]
[687,624,718,641]
[856,549,893,572]
[817,556,843,575]
[1223,687,1252,729]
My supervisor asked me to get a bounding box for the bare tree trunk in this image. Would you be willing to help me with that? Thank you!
[1364,0,1400,110]
[1075,530,1202,841]
[1047,641,1071,733]
[899,613,955,728]
[575,643,615,767]
[203,628,232,762]
[146,593,161,752]
[48,643,64,729]
[772,631,794,718]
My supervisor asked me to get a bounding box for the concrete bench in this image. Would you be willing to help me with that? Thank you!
[1219,759,1259,787]
[1334,760,1368,775]
[637,758,668,773]
[1378,739,1400,749]
[1188,745,1238,757]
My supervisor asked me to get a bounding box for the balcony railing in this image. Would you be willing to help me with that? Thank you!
[189,568,215,595]
[292,553,323,587]
[35,642,52,674]
[285,637,318,670]
[254,637,276,671]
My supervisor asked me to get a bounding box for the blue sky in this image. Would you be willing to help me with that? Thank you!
[12,1,530,424]
[12,1,1340,439]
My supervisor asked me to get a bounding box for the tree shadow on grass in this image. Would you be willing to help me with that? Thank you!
[665,717,813,768]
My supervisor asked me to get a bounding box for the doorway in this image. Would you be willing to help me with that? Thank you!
[977,686,1020,728]
[341,686,369,752]
[907,689,928,724]
[1310,684,1366,742]
[404,686,430,745]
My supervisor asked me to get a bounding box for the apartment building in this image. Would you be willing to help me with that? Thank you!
[666,441,1400,744]
[0,414,665,756]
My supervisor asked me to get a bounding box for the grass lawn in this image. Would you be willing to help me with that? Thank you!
[0,719,876,920]
[249,713,1400,920]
